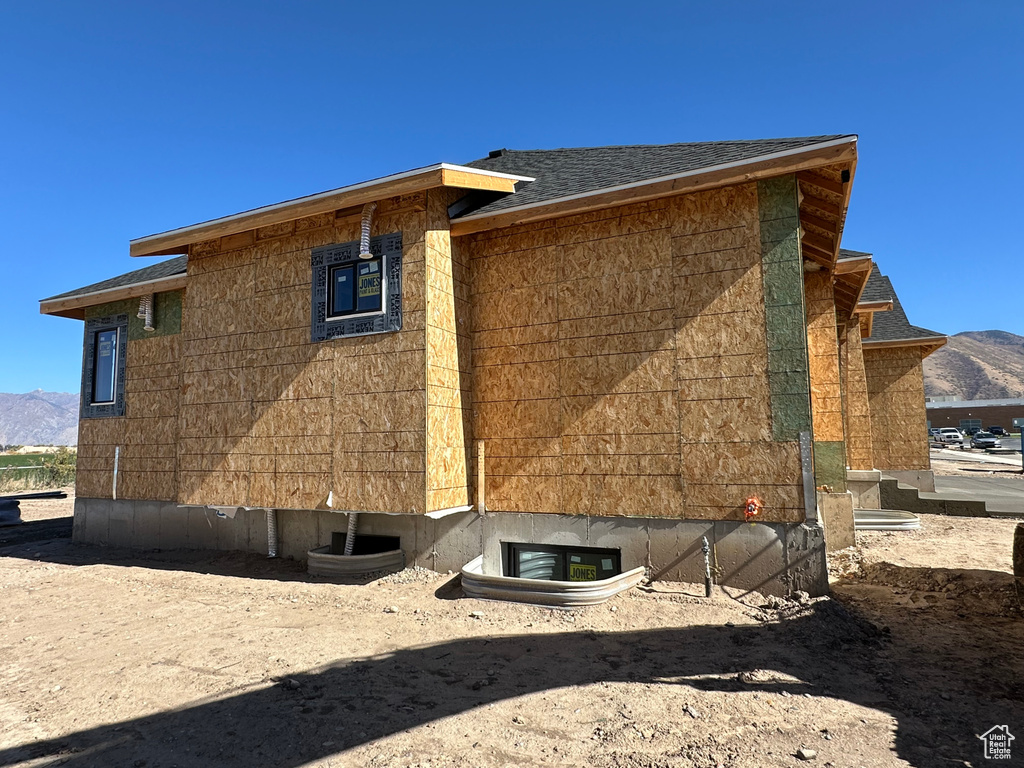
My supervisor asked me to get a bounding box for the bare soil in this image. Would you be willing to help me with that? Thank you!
[1,495,1021,768]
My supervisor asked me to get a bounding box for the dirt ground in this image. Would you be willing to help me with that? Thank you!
[1,491,1021,768]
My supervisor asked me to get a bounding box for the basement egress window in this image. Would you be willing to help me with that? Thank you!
[503,543,622,582]
[311,233,403,342]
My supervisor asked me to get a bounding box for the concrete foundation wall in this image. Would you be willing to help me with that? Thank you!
[480,511,827,597]
[73,498,827,597]
[72,497,481,574]
[818,491,855,552]
[846,469,882,509]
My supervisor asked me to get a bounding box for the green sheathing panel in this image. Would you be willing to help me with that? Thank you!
[84,290,183,340]
[813,441,847,492]
[757,176,811,442]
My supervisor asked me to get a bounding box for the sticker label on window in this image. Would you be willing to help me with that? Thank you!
[358,274,381,297]
[569,563,597,581]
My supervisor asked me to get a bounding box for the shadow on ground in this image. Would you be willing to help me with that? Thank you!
[0,517,72,548]
[0,546,1020,767]
[0,522,318,582]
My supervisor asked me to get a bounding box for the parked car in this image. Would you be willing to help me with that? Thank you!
[937,428,964,445]
[988,426,1007,436]
[964,426,982,436]
[929,428,941,437]
[971,431,1002,449]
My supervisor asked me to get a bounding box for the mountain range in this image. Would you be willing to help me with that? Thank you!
[0,391,79,447]
[922,330,1024,401]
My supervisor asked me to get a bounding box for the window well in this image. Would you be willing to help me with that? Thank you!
[503,543,621,582]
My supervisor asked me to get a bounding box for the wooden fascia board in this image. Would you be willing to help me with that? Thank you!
[40,273,187,318]
[862,336,948,355]
[838,259,874,309]
[856,300,894,313]
[130,165,531,257]
[862,312,874,338]
[834,256,872,275]
[450,138,858,237]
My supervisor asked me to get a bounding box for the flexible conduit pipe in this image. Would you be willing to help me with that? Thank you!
[358,202,377,259]
[266,509,278,558]
[343,512,358,556]
[137,294,155,332]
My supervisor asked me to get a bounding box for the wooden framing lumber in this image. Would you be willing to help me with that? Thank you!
[800,194,842,218]
[801,229,836,254]
[797,171,845,196]
[835,256,872,275]
[856,300,894,313]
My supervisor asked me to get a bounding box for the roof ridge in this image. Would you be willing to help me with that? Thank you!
[486,135,853,155]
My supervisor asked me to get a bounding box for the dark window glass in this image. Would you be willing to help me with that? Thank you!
[328,258,383,319]
[92,328,118,404]
[330,264,355,316]
[518,549,563,580]
[356,259,383,313]
[506,543,621,582]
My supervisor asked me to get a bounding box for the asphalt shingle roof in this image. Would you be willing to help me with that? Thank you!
[42,256,187,302]
[862,265,944,343]
[459,136,854,218]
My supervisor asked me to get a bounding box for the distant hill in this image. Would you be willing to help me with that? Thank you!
[923,330,1024,401]
[0,391,79,446]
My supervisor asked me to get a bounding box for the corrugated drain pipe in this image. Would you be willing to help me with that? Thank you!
[266,509,278,558]
[137,294,155,332]
[342,202,378,558]
[358,202,377,260]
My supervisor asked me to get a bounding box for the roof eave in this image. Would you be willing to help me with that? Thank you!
[450,136,857,236]
[130,164,535,258]
[862,335,948,358]
[40,273,188,319]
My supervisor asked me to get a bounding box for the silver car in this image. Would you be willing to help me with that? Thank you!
[970,431,1002,449]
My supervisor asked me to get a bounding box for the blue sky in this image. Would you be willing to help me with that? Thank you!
[2,1,1022,393]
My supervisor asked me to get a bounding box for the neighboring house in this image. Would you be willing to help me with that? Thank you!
[43,134,907,595]
[842,262,946,500]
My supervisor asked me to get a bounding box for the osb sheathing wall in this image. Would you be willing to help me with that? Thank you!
[462,181,809,523]
[863,345,930,471]
[425,189,473,512]
[177,194,431,512]
[804,271,847,491]
[841,322,873,470]
[77,292,183,501]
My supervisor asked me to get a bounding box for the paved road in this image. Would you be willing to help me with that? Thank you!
[928,476,1024,516]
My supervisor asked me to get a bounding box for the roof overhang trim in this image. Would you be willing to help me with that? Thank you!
[451,136,857,236]
[862,335,948,358]
[856,300,894,313]
[130,163,535,258]
[40,273,187,319]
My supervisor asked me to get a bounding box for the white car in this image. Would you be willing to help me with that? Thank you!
[937,428,963,445]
